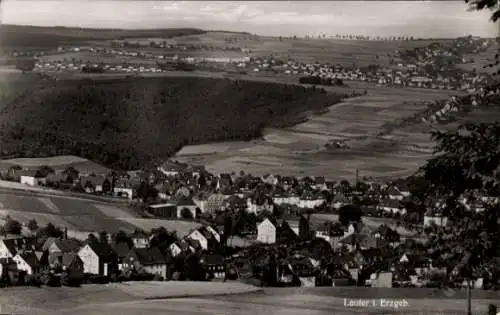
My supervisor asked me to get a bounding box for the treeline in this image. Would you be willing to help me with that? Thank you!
[0,76,345,170]
[299,76,344,86]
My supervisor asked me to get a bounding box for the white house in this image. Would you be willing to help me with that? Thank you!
[169,243,183,257]
[297,197,325,209]
[272,195,300,206]
[78,243,114,276]
[20,170,46,187]
[187,229,208,250]
[423,214,448,227]
[257,218,277,244]
[13,252,40,275]
[0,239,17,259]
[176,197,198,219]
[247,197,274,214]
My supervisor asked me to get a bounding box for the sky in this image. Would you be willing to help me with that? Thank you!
[1,1,499,38]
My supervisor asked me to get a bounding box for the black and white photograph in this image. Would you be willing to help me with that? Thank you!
[0,0,499,314]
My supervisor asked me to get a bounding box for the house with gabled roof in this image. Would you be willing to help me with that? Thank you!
[13,251,40,275]
[0,239,18,259]
[126,247,167,279]
[423,209,448,227]
[78,241,118,276]
[187,226,219,251]
[131,229,150,248]
[387,186,404,200]
[19,169,46,186]
[176,196,198,219]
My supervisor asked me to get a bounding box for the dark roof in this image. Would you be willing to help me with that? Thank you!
[86,241,116,262]
[132,247,166,265]
[83,175,107,186]
[177,196,196,206]
[54,239,81,253]
[18,251,40,269]
[2,239,18,256]
[186,238,201,249]
[203,254,224,266]
[113,242,131,258]
[197,226,217,242]
[62,253,82,266]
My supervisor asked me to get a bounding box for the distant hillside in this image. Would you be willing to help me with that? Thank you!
[0,75,345,170]
[0,24,206,49]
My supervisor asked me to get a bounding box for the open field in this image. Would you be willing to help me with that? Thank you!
[165,32,453,66]
[0,284,498,315]
[0,190,202,236]
[0,155,110,175]
[174,83,463,181]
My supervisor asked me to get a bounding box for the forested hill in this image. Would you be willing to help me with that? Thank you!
[0,76,345,170]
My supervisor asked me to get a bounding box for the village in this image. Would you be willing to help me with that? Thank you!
[15,35,493,94]
[0,154,498,291]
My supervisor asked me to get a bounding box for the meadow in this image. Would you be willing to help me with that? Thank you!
[166,31,452,66]
[174,82,462,181]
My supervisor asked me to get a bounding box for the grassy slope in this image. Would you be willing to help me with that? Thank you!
[0,75,345,170]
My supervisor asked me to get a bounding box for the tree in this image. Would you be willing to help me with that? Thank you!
[338,204,362,226]
[38,165,55,177]
[4,216,22,235]
[99,231,108,244]
[112,230,133,248]
[180,208,194,219]
[137,181,158,203]
[27,219,39,232]
[63,166,79,182]
[38,223,64,238]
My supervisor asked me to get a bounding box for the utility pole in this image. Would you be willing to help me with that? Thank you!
[467,278,472,315]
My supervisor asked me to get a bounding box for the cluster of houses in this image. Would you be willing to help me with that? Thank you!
[0,221,229,285]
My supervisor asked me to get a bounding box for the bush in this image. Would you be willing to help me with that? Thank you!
[152,274,164,281]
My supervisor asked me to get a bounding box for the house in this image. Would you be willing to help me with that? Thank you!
[176,197,198,219]
[257,218,296,244]
[0,239,18,259]
[126,247,167,279]
[369,272,393,288]
[49,253,84,277]
[187,226,219,251]
[13,251,40,275]
[113,177,138,200]
[377,199,405,215]
[148,203,178,218]
[247,196,274,214]
[312,176,327,191]
[113,242,131,270]
[82,175,108,193]
[43,238,81,254]
[78,241,117,276]
[257,218,277,244]
[131,230,150,248]
[201,254,225,279]
[158,162,182,177]
[205,193,227,213]
[423,210,448,227]
[387,186,404,200]
[19,170,46,186]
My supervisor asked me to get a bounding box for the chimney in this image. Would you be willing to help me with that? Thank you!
[64,227,68,240]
